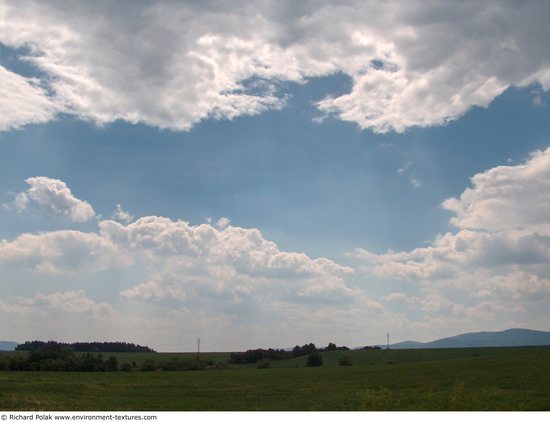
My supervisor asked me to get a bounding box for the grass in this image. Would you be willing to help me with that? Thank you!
[0,346,549,410]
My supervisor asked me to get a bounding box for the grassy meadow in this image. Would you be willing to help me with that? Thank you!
[1,346,549,410]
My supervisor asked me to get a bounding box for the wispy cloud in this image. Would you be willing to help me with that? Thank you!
[409,176,422,188]
[397,161,422,188]
[397,161,412,174]
[111,204,133,224]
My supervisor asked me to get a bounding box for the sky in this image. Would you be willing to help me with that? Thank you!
[1,0,550,351]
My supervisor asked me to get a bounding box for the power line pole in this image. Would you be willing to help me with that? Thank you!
[387,332,390,350]
[197,337,200,355]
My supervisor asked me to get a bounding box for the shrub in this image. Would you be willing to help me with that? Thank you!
[8,356,29,371]
[76,352,104,372]
[106,356,118,371]
[140,360,157,371]
[121,362,132,372]
[184,359,207,371]
[39,358,71,371]
[305,352,323,367]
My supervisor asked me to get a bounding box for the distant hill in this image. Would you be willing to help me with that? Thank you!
[390,328,550,349]
[0,341,19,351]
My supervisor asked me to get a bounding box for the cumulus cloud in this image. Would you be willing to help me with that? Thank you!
[2,175,368,328]
[11,176,96,222]
[0,211,375,347]
[97,216,359,308]
[442,148,550,232]
[352,149,550,335]
[0,229,125,274]
[1,1,550,132]
[216,217,231,230]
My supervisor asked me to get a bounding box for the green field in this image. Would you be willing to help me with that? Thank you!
[1,346,549,410]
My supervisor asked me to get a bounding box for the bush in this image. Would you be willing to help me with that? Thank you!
[305,352,323,367]
[339,355,353,366]
[140,360,157,371]
[39,358,72,371]
[76,352,104,371]
[0,356,8,370]
[8,356,29,371]
[121,362,132,372]
[106,356,118,371]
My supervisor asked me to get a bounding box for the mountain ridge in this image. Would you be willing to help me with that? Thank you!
[389,328,550,349]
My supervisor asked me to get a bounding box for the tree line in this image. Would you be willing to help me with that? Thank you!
[16,340,156,353]
[229,342,350,364]
[0,346,220,372]
[0,346,120,372]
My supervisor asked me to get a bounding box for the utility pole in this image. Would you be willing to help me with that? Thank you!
[387,332,390,350]
[197,337,200,355]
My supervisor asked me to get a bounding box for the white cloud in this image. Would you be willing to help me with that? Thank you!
[0,65,57,130]
[0,213,378,348]
[442,148,550,232]
[98,216,359,308]
[111,204,133,224]
[215,217,231,230]
[1,174,372,342]
[0,229,125,274]
[18,290,114,316]
[1,1,550,132]
[10,176,96,222]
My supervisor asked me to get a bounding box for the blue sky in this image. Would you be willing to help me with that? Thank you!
[1,1,550,351]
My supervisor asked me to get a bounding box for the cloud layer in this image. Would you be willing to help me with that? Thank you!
[1,1,550,133]
[2,149,550,349]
